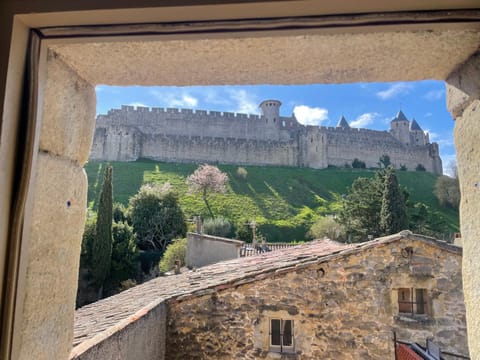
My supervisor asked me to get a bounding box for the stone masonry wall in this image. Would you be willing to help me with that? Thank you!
[90,106,442,174]
[313,127,442,172]
[165,239,466,359]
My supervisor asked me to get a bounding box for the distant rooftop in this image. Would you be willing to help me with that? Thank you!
[392,110,409,122]
[337,115,350,128]
[410,118,423,131]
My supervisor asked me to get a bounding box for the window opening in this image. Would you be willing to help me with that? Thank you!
[270,319,294,353]
[398,288,427,316]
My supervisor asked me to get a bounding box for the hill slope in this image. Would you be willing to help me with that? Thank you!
[85,160,459,242]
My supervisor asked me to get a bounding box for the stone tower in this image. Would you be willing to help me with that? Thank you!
[410,118,428,146]
[390,110,411,145]
[259,99,282,127]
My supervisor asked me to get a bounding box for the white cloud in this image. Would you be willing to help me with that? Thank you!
[424,89,445,101]
[150,89,199,108]
[129,102,148,108]
[350,112,379,128]
[226,89,259,114]
[168,94,198,108]
[376,82,413,100]
[426,130,454,147]
[426,130,438,141]
[203,89,233,106]
[424,112,433,117]
[293,105,329,126]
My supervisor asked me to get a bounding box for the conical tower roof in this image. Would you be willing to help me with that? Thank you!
[391,110,408,122]
[336,115,350,128]
[409,118,423,131]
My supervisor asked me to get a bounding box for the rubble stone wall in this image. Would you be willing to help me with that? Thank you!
[165,239,466,359]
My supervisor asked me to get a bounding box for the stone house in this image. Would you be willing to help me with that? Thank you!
[71,231,467,359]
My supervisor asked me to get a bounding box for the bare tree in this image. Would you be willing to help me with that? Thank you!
[186,164,229,218]
[447,159,458,179]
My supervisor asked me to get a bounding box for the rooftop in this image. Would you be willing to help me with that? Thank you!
[392,110,409,122]
[72,231,460,351]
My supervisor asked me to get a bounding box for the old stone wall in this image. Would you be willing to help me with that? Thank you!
[165,239,466,359]
[90,106,442,174]
[316,127,442,172]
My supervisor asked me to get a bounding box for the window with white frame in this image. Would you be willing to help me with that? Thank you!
[270,319,294,352]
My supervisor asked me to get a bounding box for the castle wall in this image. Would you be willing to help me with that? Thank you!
[141,134,298,167]
[90,106,442,174]
[320,127,442,173]
[97,106,297,142]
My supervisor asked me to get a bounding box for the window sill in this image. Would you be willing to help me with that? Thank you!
[394,314,435,325]
[267,351,298,359]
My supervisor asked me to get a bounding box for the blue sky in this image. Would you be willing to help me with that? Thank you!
[96,80,455,175]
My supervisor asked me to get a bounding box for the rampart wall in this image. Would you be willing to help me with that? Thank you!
[97,106,297,141]
[308,127,441,173]
[90,106,442,174]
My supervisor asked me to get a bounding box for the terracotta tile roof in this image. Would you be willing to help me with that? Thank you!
[72,231,460,351]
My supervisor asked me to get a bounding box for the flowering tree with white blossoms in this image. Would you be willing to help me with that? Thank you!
[186,164,229,218]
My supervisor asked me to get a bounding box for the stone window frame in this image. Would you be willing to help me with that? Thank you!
[255,309,300,355]
[398,287,428,315]
[394,287,433,322]
[269,318,295,353]
[2,7,479,359]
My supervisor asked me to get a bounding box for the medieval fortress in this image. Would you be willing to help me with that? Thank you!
[90,100,443,174]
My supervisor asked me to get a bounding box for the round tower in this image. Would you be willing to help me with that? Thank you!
[259,100,282,126]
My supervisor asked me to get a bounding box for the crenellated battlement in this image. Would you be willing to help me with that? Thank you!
[91,100,442,174]
[106,105,266,121]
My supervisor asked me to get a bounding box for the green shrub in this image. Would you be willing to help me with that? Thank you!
[352,158,366,169]
[236,167,248,180]
[400,164,407,171]
[434,175,460,209]
[379,154,391,168]
[416,164,426,171]
[159,238,187,272]
[307,216,346,241]
[109,221,138,288]
[113,202,129,223]
[80,216,96,269]
[203,216,233,238]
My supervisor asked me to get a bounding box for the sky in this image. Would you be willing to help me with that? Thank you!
[96,80,456,175]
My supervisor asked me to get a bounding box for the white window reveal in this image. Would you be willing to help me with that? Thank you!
[270,319,294,353]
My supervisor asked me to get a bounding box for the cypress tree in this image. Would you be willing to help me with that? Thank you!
[379,167,408,235]
[92,165,113,297]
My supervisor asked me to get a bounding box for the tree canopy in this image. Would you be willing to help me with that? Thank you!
[338,172,384,241]
[92,166,113,295]
[380,166,408,234]
[129,183,187,252]
[338,167,408,242]
[434,175,460,209]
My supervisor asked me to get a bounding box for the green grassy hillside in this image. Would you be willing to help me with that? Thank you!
[85,160,459,242]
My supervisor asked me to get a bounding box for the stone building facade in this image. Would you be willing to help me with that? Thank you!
[71,232,466,360]
[90,100,443,174]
